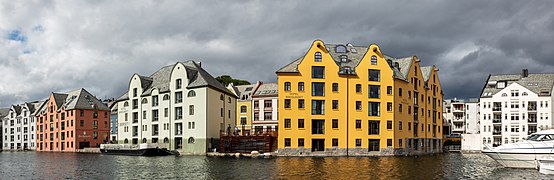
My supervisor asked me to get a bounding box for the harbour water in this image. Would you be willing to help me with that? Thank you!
[0,152,550,179]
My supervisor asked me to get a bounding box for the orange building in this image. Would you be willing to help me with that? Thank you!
[36,88,110,152]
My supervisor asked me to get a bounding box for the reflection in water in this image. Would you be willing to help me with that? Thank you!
[0,152,550,179]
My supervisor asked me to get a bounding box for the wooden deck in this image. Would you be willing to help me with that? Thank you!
[219,131,278,153]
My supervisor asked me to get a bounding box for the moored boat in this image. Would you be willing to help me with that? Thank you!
[482,129,554,169]
[100,143,174,156]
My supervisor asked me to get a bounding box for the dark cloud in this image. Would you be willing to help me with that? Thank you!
[1,0,553,106]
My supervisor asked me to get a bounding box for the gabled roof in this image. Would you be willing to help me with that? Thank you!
[389,56,413,81]
[39,88,110,113]
[12,105,21,115]
[52,93,68,109]
[253,83,278,97]
[421,66,433,82]
[481,73,554,97]
[117,61,235,101]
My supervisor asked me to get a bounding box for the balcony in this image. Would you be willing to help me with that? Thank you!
[528,106,537,112]
[452,118,464,122]
[492,107,502,112]
[493,131,501,135]
[528,118,537,123]
[493,119,502,123]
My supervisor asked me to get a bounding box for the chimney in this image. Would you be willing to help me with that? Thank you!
[197,61,201,67]
[522,69,528,78]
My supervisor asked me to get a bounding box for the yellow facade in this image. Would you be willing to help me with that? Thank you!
[276,40,443,156]
[236,101,252,133]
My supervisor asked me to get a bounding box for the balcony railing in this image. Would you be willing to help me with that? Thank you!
[528,106,537,111]
[493,131,501,135]
[492,107,502,111]
[528,118,537,123]
[493,119,501,123]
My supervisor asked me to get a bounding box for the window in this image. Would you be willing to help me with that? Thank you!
[368,102,380,116]
[312,120,325,134]
[371,55,377,65]
[298,138,304,147]
[369,121,379,135]
[284,119,291,128]
[80,120,84,127]
[399,121,403,130]
[189,105,194,115]
[332,83,338,92]
[387,121,392,129]
[368,85,380,98]
[298,119,304,128]
[175,92,183,103]
[152,110,159,121]
[164,108,168,117]
[240,117,247,125]
[356,120,361,129]
[368,70,380,81]
[163,94,170,101]
[369,139,380,151]
[332,100,338,110]
[399,104,402,112]
[387,86,392,95]
[298,99,305,109]
[314,52,322,62]
[298,82,304,91]
[312,100,325,115]
[284,138,291,147]
[398,88,402,96]
[284,82,291,91]
[151,95,159,106]
[387,139,392,147]
[312,66,325,79]
[176,79,182,89]
[332,119,338,128]
[143,111,147,119]
[141,98,148,104]
[312,82,325,96]
[356,139,362,147]
[387,102,392,111]
[340,55,347,62]
[175,123,183,135]
[175,107,183,120]
[188,137,195,144]
[336,45,346,53]
[356,84,362,93]
[133,88,138,97]
[132,99,138,109]
[282,99,291,109]
[240,106,247,113]
[187,91,196,97]
[332,138,339,147]
[124,102,129,107]
[356,101,362,110]
[511,90,519,97]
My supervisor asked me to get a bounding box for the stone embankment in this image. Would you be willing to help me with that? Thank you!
[206,151,276,158]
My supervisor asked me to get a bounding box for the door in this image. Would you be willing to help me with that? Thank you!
[312,139,325,152]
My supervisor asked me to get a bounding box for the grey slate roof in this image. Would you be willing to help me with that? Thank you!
[481,73,554,97]
[235,84,257,101]
[421,66,433,82]
[253,83,278,97]
[38,88,110,113]
[0,108,9,119]
[117,61,235,101]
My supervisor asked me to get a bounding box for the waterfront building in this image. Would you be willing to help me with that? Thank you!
[228,82,261,135]
[479,69,554,147]
[36,88,110,152]
[0,108,10,149]
[109,103,118,142]
[276,40,443,156]
[2,102,43,150]
[115,61,236,154]
[252,82,279,134]
[443,98,480,134]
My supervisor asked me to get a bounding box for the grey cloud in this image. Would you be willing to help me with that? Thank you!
[1,0,554,107]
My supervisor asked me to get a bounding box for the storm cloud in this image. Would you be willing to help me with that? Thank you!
[1,0,553,106]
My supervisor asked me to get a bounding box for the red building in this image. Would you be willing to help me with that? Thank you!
[36,88,110,152]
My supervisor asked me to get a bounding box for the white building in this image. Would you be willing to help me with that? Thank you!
[115,61,237,154]
[480,69,554,147]
[251,82,278,133]
[2,101,45,150]
[443,98,480,134]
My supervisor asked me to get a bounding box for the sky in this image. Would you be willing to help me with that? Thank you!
[1,0,554,107]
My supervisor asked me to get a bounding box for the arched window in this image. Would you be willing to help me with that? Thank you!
[335,45,347,53]
[164,138,169,143]
[141,98,148,104]
[502,93,507,97]
[176,79,182,89]
[298,82,304,91]
[124,102,129,107]
[142,138,147,143]
[124,138,129,144]
[284,82,291,91]
[163,94,170,100]
[187,90,196,97]
[188,137,195,144]
[220,94,224,100]
[522,92,528,96]
[371,55,377,65]
[340,55,347,62]
[314,52,322,62]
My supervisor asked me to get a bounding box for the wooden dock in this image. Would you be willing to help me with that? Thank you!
[219,132,277,153]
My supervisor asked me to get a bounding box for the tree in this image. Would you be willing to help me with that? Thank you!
[216,75,250,86]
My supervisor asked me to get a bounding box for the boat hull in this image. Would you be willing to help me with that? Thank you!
[482,151,554,169]
[100,148,173,156]
[539,159,554,174]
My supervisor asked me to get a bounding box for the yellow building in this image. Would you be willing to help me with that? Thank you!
[228,82,262,135]
[276,40,443,156]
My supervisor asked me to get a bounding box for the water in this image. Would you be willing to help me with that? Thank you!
[0,152,550,179]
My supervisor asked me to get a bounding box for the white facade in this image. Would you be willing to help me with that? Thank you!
[2,102,43,150]
[443,99,480,134]
[480,82,552,147]
[116,61,236,154]
[252,98,278,132]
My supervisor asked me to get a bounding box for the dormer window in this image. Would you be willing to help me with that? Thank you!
[335,45,347,53]
[344,67,351,74]
[314,52,322,62]
[497,81,506,89]
[502,93,507,97]
[371,56,377,65]
[340,55,347,62]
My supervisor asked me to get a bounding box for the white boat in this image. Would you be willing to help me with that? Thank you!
[538,157,554,174]
[482,129,554,169]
